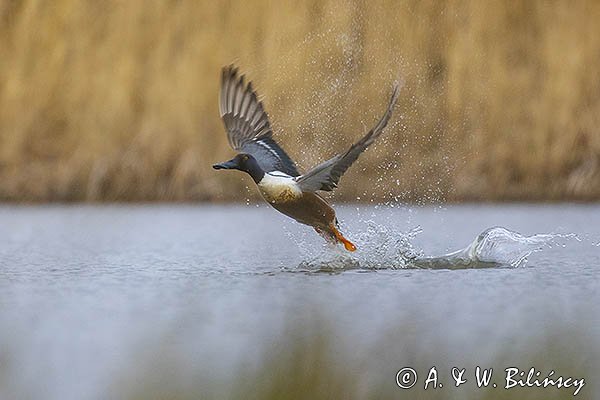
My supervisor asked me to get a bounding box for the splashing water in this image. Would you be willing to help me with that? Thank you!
[294,225,577,272]
[295,222,423,272]
[413,227,577,269]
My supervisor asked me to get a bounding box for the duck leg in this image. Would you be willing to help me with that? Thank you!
[314,224,356,252]
[330,224,357,252]
[314,227,337,245]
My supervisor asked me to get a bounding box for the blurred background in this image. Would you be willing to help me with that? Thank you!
[0,0,599,202]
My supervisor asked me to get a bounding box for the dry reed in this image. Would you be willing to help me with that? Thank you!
[0,0,598,202]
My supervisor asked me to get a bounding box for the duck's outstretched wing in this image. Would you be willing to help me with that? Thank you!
[219,65,299,176]
[295,83,400,192]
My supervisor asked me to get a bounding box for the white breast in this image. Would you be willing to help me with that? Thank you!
[258,172,302,203]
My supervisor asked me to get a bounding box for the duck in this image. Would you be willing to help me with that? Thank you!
[213,65,400,251]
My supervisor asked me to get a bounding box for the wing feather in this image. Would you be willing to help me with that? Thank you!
[219,65,299,176]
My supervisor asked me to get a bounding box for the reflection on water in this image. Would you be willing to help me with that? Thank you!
[0,204,598,399]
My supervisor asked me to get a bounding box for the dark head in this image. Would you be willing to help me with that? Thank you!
[212,153,265,183]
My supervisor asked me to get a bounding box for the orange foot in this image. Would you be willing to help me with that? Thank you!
[331,225,357,252]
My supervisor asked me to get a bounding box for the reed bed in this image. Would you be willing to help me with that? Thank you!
[0,0,598,202]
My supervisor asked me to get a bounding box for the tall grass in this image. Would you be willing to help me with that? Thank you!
[0,0,598,202]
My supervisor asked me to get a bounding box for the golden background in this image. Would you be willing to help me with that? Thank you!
[0,0,598,202]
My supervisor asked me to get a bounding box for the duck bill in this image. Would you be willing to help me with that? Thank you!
[212,158,238,170]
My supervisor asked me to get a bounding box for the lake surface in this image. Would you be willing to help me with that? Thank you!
[0,204,598,399]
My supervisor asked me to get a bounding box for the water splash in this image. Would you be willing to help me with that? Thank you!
[413,227,576,269]
[294,225,576,272]
[294,221,423,272]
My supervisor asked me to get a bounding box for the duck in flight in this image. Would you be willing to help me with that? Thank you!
[213,65,400,251]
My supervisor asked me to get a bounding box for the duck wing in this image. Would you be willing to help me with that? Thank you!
[219,65,299,176]
[295,83,400,192]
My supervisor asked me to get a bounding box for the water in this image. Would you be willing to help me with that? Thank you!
[0,204,598,399]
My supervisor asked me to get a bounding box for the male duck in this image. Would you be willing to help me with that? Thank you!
[213,65,400,251]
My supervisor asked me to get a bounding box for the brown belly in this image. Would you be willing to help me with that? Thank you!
[269,192,336,228]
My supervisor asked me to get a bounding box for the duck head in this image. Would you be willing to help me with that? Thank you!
[212,153,265,183]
